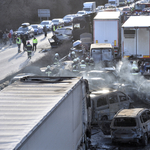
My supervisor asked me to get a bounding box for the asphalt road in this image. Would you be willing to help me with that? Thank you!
[0,31,53,81]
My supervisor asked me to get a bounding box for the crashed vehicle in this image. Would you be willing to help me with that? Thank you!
[90,90,133,135]
[91,90,133,124]
[49,27,72,48]
[110,108,150,146]
[90,43,115,68]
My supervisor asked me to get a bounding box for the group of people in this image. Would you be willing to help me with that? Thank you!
[0,29,14,45]
[72,56,95,73]
[16,35,38,58]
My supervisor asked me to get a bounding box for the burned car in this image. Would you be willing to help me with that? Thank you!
[91,90,133,125]
[110,108,150,146]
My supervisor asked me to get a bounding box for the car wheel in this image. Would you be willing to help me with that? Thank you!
[142,133,148,146]
[101,116,108,121]
[111,139,116,144]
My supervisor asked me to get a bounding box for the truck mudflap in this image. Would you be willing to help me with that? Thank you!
[98,120,111,135]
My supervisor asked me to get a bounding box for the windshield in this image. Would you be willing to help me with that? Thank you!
[123,8,130,11]
[64,18,71,21]
[31,25,37,28]
[41,22,49,25]
[119,0,125,2]
[134,4,146,10]
[52,20,59,22]
[109,1,115,4]
[77,12,84,14]
[18,27,28,31]
[83,8,90,11]
[114,118,136,127]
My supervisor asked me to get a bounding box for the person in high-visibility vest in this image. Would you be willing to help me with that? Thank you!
[45,65,52,76]
[32,37,38,51]
[79,60,86,71]
[26,41,33,59]
[16,36,22,53]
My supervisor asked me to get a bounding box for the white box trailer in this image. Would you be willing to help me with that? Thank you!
[93,11,121,56]
[0,76,91,150]
[122,16,150,59]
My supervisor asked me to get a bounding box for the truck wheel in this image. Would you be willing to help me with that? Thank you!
[142,133,148,146]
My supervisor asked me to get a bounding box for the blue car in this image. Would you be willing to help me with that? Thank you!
[30,24,43,35]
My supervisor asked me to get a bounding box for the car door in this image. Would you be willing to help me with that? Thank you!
[93,96,109,122]
[117,92,130,109]
[108,93,119,120]
[140,110,150,135]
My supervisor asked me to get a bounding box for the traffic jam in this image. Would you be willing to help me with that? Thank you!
[1,0,150,149]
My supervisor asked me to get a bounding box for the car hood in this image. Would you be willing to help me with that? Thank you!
[16,31,28,34]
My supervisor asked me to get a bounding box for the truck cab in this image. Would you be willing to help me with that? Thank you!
[90,43,114,67]
[83,2,96,14]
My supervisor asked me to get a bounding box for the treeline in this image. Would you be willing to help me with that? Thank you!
[0,0,107,30]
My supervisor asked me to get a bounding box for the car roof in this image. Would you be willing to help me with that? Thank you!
[21,23,30,26]
[90,90,122,98]
[115,108,147,118]
[41,20,51,22]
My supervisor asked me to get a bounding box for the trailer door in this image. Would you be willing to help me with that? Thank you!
[91,49,102,63]
[102,49,113,61]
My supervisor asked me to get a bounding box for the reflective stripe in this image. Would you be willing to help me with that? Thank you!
[80,64,86,68]
[33,39,38,44]
[16,38,21,44]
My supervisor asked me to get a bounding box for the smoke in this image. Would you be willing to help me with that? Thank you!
[116,58,150,102]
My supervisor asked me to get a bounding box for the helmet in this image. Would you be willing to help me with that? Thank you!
[133,61,136,64]
[47,65,50,69]
[27,41,30,44]
[90,57,93,61]
[81,60,85,64]
[55,53,59,56]
[85,57,89,62]
[71,51,75,55]
[73,59,77,63]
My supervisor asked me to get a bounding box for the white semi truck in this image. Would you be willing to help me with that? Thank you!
[93,11,121,57]
[83,2,96,14]
[122,16,150,60]
[0,76,91,150]
[108,0,119,7]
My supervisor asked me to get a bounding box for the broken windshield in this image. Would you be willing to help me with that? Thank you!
[114,118,136,127]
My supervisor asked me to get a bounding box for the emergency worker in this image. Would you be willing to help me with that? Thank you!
[89,57,95,70]
[85,57,90,70]
[26,41,33,59]
[16,36,22,53]
[32,37,38,51]
[79,60,86,71]
[69,51,76,60]
[131,61,139,74]
[72,59,79,73]
[53,53,60,65]
[45,65,52,76]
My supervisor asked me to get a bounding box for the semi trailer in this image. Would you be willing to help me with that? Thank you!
[0,76,91,150]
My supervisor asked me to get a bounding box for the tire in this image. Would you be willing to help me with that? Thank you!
[111,139,116,145]
[142,133,148,146]
[101,116,108,121]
